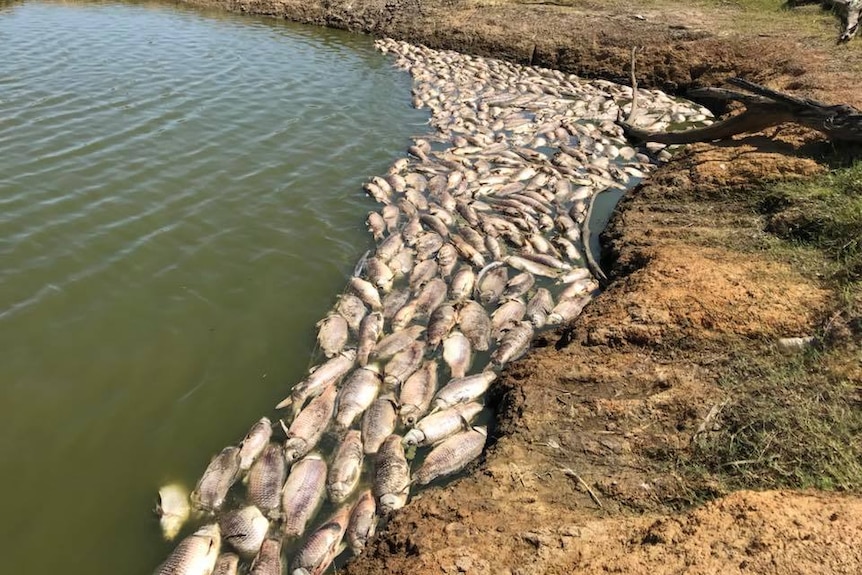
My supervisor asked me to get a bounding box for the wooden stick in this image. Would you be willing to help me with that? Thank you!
[561,467,603,508]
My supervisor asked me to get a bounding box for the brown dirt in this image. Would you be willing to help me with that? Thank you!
[180,0,862,572]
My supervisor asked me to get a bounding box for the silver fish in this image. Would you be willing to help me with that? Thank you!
[558,277,599,301]
[276,349,355,411]
[283,385,337,463]
[334,366,381,429]
[247,443,286,516]
[213,553,239,575]
[249,538,282,575]
[457,300,491,351]
[191,447,241,512]
[403,402,484,447]
[414,427,487,485]
[388,247,415,278]
[558,267,592,284]
[427,303,457,348]
[282,453,327,539]
[502,272,534,301]
[442,330,471,379]
[327,430,364,503]
[547,295,591,325]
[409,259,438,291]
[238,417,273,473]
[156,524,221,575]
[399,360,438,427]
[157,483,190,541]
[505,255,559,278]
[402,216,423,247]
[420,213,450,237]
[348,277,383,310]
[433,371,497,411]
[335,293,367,332]
[451,233,486,268]
[347,490,378,557]
[391,301,416,331]
[366,212,385,241]
[477,265,508,304]
[363,181,390,205]
[376,232,404,262]
[382,287,410,320]
[450,267,475,303]
[525,288,554,328]
[220,505,269,557]
[315,314,349,359]
[491,298,527,339]
[357,312,384,367]
[414,277,447,318]
[383,340,426,387]
[491,321,533,367]
[365,257,394,293]
[381,204,401,234]
[290,504,351,575]
[362,395,399,454]
[372,325,425,361]
[436,243,459,278]
[374,435,411,514]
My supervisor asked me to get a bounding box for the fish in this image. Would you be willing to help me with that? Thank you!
[414,231,444,261]
[547,295,591,325]
[457,300,492,351]
[290,504,351,575]
[517,251,572,271]
[491,298,527,340]
[212,553,239,575]
[348,277,383,310]
[363,181,390,205]
[362,396,399,454]
[491,321,533,367]
[357,312,384,367]
[238,417,273,473]
[220,505,269,557]
[409,259,439,291]
[427,303,457,348]
[315,315,349,359]
[335,293,367,332]
[276,349,355,411]
[436,243,459,278]
[191,447,241,512]
[364,257,394,293]
[249,538,282,575]
[420,213,450,237]
[525,288,554,328]
[376,232,404,262]
[558,267,592,284]
[402,216,423,246]
[347,490,378,556]
[388,247,415,278]
[374,435,411,514]
[391,301,417,331]
[382,287,411,320]
[283,385,337,463]
[156,524,220,575]
[476,264,508,304]
[282,453,328,539]
[156,483,190,541]
[413,277,447,318]
[442,330,471,378]
[334,366,382,430]
[501,272,535,301]
[373,325,426,361]
[432,371,497,411]
[413,427,487,485]
[451,233,486,268]
[327,430,364,503]
[383,340,426,387]
[450,266,475,303]
[381,204,401,233]
[366,212,386,240]
[403,402,484,447]
[505,255,559,278]
[247,443,286,516]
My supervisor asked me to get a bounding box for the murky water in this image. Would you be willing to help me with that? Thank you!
[0,2,426,572]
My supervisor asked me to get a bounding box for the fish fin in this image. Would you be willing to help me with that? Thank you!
[278,418,290,435]
[275,396,293,410]
[459,414,472,430]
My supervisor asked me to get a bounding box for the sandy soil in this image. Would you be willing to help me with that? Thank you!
[178,0,862,572]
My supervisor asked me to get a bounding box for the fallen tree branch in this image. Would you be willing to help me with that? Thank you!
[619,77,862,145]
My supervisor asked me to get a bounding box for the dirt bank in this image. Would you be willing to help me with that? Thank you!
[179,0,862,572]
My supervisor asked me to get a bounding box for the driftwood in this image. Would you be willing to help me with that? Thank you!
[788,0,862,43]
[619,77,862,145]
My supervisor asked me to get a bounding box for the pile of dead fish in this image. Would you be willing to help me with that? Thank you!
[152,39,712,575]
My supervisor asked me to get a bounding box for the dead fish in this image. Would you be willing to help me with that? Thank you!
[485,235,504,260]
[374,435,411,514]
[362,395,399,454]
[282,453,327,539]
[558,277,599,301]
[433,371,497,411]
[373,325,425,360]
[220,505,269,557]
[334,366,381,429]
[391,301,416,331]
[363,181,390,205]
[213,553,239,575]
[365,257,394,293]
[450,267,475,303]
[502,272,535,301]
[518,251,572,271]
[290,504,351,575]
[191,447,241,512]
[399,360,438,427]
[553,236,583,263]
[414,277,447,318]
[335,293,367,332]
[415,231,444,261]
[403,402,484,447]
[476,265,508,304]
[315,314,349,360]
[457,300,492,351]
[246,443,286,516]
[347,490,378,556]
[420,213,450,237]
[387,172,407,193]
[382,287,411,320]
[348,277,382,310]
[491,298,527,339]
[366,212,385,240]
[409,259,438,291]
[558,267,592,284]
[491,321,533,367]
[402,216,423,247]
[451,233,486,268]
[505,255,559,278]
[436,243,459,278]
[457,225,486,254]
[442,330,471,378]
[547,295,591,325]
[249,538,282,575]
[383,340,426,387]
[327,430,364,503]
[427,303,457,348]
[357,312,384,367]
[276,349,355,411]
[156,524,220,575]
[413,427,487,486]
[381,204,401,233]
[376,232,404,262]
[283,385,337,463]
[238,418,273,473]
[156,483,190,541]
[525,288,554,328]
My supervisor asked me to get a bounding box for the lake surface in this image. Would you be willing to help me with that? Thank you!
[0,2,426,572]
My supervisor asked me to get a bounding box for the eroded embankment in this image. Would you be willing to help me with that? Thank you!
[174,0,862,573]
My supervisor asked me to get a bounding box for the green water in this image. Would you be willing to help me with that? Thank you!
[0,2,426,572]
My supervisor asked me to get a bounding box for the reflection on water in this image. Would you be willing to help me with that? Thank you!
[0,2,426,573]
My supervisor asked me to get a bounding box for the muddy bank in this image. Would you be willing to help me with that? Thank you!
[175,0,862,572]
